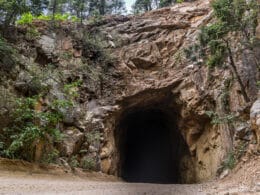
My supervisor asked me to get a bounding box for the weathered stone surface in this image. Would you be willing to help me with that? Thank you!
[37,35,56,54]
[250,97,260,152]
[0,0,259,184]
[59,127,85,157]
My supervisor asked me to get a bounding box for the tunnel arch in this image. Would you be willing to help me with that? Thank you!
[115,105,192,184]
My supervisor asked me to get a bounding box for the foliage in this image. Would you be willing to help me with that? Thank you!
[0,0,127,27]
[81,156,96,170]
[88,10,102,25]
[17,12,80,25]
[205,111,237,125]
[81,32,111,64]
[132,0,188,13]
[0,96,65,161]
[222,151,236,170]
[0,0,29,26]
[30,0,49,16]
[25,27,41,40]
[257,81,260,89]
[63,80,82,99]
[61,52,73,60]
[17,12,34,25]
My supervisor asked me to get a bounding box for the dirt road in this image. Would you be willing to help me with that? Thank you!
[0,156,259,195]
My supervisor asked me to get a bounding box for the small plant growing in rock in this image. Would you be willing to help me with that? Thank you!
[85,131,102,143]
[63,80,82,99]
[222,151,236,170]
[88,10,102,25]
[25,27,40,40]
[82,156,96,170]
[69,155,79,168]
[0,96,65,161]
[257,81,260,89]
[205,110,237,125]
[17,12,80,25]
[41,149,60,164]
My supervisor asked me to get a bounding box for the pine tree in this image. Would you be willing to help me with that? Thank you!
[0,0,29,26]
[30,0,49,16]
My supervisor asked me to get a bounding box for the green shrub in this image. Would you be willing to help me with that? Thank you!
[63,80,82,99]
[176,0,184,3]
[85,131,101,143]
[0,96,64,161]
[25,27,40,40]
[41,149,60,164]
[69,155,79,168]
[222,151,236,170]
[82,156,96,170]
[82,34,104,61]
[88,10,102,25]
[17,12,34,25]
[205,111,237,124]
[17,12,80,25]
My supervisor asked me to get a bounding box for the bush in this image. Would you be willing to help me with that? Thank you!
[82,156,96,170]
[17,12,34,25]
[222,151,236,170]
[0,96,64,161]
[69,155,79,168]
[41,149,60,164]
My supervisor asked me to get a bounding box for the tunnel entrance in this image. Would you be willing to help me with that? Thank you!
[117,108,190,184]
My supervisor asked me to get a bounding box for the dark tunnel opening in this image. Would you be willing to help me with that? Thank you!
[117,108,190,184]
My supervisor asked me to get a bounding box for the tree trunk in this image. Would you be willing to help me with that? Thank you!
[99,0,106,15]
[226,41,250,102]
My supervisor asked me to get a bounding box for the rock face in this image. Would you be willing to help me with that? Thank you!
[251,96,260,152]
[0,0,259,184]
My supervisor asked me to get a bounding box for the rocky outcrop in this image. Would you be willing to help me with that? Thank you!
[251,96,260,152]
[0,0,259,184]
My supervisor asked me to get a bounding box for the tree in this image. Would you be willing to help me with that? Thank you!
[88,0,126,16]
[0,0,29,26]
[48,0,68,19]
[30,0,49,16]
[132,0,153,13]
[197,0,258,102]
[106,0,126,14]
[69,0,87,23]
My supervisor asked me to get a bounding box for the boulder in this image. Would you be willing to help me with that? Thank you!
[250,98,260,151]
[59,127,85,157]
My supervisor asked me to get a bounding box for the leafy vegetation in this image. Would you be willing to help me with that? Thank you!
[69,155,79,168]
[0,96,66,161]
[17,12,79,25]
[185,0,259,103]
[41,149,60,164]
[85,131,102,143]
[222,151,236,170]
[0,0,126,27]
[132,0,190,13]
[81,156,96,170]
[205,111,237,125]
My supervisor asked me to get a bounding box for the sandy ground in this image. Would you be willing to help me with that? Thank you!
[0,156,259,195]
